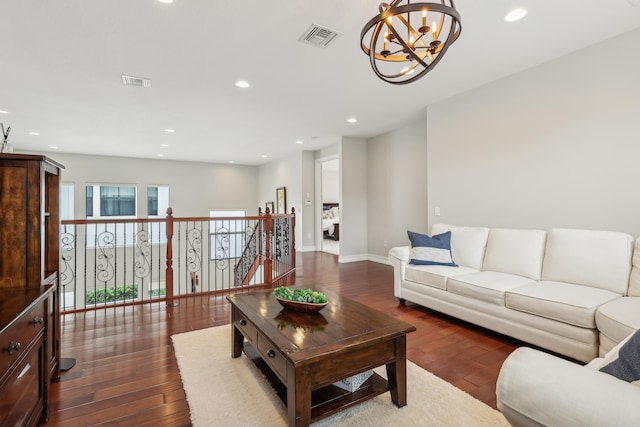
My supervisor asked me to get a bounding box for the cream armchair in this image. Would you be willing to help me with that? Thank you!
[496,345,640,426]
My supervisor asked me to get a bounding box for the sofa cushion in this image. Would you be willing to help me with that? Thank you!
[430,224,489,270]
[405,264,479,290]
[596,297,640,345]
[505,281,620,328]
[541,228,634,295]
[628,238,640,297]
[482,228,547,280]
[407,230,456,266]
[447,271,537,306]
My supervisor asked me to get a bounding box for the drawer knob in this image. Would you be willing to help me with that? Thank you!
[7,341,21,355]
[240,319,247,326]
[32,317,44,326]
[267,349,276,358]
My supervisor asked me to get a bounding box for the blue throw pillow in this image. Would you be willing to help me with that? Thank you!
[407,230,457,266]
[600,329,640,382]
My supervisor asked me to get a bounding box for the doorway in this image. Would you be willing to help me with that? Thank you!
[319,158,339,255]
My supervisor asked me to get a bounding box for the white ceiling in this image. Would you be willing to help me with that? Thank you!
[1,1,639,165]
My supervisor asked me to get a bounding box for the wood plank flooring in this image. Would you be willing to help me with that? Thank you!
[45,252,522,426]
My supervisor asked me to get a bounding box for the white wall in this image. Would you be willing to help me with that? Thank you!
[38,152,259,218]
[300,151,315,251]
[427,27,640,236]
[258,152,304,248]
[340,137,368,261]
[367,118,427,260]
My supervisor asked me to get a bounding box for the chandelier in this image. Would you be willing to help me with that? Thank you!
[360,0,462,85]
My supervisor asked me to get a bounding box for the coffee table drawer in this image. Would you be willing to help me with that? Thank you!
[234,316,256,343]
[256,331,287,382]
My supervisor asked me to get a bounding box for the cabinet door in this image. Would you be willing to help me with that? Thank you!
[0,161,29,288]
[44,165,60,281]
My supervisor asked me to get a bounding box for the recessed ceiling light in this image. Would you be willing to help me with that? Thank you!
[29,132,40,136]
[228,160,234,164]
[235,80,250,88]
[164,129,175,133]
[261,154,268,158]
[157,0,174,3]
[157,153,164,157]
[347,118,357,123]
[295,140,303,145]
[0,110,9,114]
[50,146,58,149]
[160,144,169,147]
[505,8,527,22]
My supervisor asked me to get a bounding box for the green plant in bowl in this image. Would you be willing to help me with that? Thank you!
[274,287,327,304]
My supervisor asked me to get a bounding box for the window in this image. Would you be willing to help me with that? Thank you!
[86,186,93,217]
[148,187,158,216]
[86,185,137,218]
[209,210,247,260]
[85,185,137,247]
[147,186,169,218]
[100,186,136,216]
[60,183,74,220]
[148,186,170,244]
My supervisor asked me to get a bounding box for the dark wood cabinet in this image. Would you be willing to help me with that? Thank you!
[0,154,63,426]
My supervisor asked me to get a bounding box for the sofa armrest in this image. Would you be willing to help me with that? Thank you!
[497,347,640,427]
[388,246,410,298]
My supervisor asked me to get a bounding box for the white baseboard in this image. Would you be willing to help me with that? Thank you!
[337,253,369,263]
[294,250,392,265]
[367,254,391,265]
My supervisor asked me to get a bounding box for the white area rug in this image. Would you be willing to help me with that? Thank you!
[172,326,510,427]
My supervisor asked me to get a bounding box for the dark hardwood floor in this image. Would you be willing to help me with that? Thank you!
[45,251,521,426]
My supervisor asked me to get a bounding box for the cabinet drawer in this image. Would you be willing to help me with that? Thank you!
[1,303,45,373]
[14,302,45,349]
[0,338,44,427]
[256,331,287,382]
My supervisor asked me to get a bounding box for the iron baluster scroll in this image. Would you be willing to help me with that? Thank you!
[95,226,115,284]
[60,224,76,309]
[273,217,291,261]
[186,223,202,278]
[134,226,152,282]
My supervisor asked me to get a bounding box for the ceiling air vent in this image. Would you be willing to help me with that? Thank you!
[298,24,340,48]
[121,74,152,88]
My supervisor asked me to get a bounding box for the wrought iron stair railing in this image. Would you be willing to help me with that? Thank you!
[59,208,296,312]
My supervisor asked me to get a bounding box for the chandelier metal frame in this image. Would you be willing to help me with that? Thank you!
[360,0,462,85]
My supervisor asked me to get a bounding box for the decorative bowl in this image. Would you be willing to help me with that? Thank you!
[275,297,328,313]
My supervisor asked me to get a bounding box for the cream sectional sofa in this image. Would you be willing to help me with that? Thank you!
[496,336,640,426]
[388,224,640,362]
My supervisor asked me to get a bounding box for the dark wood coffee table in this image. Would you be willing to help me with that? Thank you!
[227,289,416,426]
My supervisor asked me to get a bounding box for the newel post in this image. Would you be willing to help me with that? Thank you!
[165,207,177,307]
[264,208,273,285]
[291,207,296,269]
